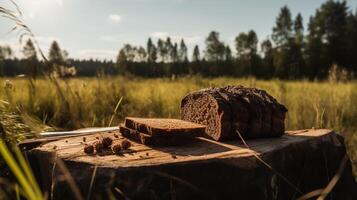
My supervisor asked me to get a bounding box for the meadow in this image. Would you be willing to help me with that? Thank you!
[1,76,357,158]
[1,75,357,198]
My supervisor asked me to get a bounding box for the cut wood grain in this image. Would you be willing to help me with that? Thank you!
[27,129,357,200]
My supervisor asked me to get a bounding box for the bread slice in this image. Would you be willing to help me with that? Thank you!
[119,125,155,145]
[124,117,206,137]
[119,125,195,146]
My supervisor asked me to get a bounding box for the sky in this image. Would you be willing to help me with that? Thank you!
[1,0,356,60]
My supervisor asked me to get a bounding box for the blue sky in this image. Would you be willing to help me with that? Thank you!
[1,0,356,60]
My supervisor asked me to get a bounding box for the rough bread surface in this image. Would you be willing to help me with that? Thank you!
[180,85,287,141]
[124,117,206,137]
[119,125,196,146]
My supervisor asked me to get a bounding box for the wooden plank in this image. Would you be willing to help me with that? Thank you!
[27,128,357,200]
[31,129,334,168]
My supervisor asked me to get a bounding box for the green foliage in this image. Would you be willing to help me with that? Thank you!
[22,40,37,61]
[146,37,157,63]
[3,1,357,80]
[204,31,226,62]
[0,46,12,60]
[179,39,188,63]
[272,5,293,48]
[192,45,200,63]
[48,41,66,65]
[235,30,259,76]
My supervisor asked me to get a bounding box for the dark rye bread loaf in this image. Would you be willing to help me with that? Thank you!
[180,86,287,141]
[124,117,206,137]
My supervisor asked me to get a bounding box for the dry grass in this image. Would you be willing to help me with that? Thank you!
[0,76,355,132]
[1,75,357,178]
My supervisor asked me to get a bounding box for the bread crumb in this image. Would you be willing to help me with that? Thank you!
[121,139,131,150]
[112,142,122,154]
[93,141,103,153]
[84,144,94,154]
[102,137,113,148]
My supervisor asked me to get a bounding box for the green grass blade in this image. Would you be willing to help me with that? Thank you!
[13,146,42,199]
[15,184,20,200]
[108,96,123,127]
[0,139,38,200]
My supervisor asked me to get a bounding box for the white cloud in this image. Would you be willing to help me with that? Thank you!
[99,35,121,43]
[56,0,63,6]
[151,32,170,38]
[150,32,202,45]
[108,14,122,24]
[77,49,117,60]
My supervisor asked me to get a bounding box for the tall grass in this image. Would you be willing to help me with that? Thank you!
[0,139,42,200]
[0,76,355,133]
[1,76,357,198]
[3,75,356,171]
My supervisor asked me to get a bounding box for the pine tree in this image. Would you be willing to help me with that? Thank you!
[261,39,274,77]
[179,39,188,62]
[346,10,357,72]
[0,45,12,60]
[224,46,232,61]
[116,49,127,64]
[192,45,200,62]
[271,6,293,78]
[235,30,258,75]
[171,43,178,63]
[23,39,37,60]
[294,13,304,44]
[23,39,38,78]
[137,46,147,62]
[48,41,65,65]
[147,38,157,63]
[306,0,349,78]
[289,13,305,78]
[122,44,135,62]
[205,31,225,62]
[165,37,173,62]
[272,6,292,48]
[157,39,165,62]
[116,49,127,73]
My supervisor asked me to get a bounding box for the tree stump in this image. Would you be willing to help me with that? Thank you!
[27,129,357,200]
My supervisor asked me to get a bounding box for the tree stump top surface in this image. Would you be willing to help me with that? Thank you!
[32,129,336,169]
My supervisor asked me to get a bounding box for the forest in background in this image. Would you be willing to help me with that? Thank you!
[1,0,357,79]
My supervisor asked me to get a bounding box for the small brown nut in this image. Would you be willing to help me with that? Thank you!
[84,144,94,154]
[114,133,119,138]
[112,143,122,154]
[121,139,131,150]
[82,137,86,142]
[93,141,103,153]
[102,137,113,148]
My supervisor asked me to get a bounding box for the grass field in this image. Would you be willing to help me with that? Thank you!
[1,76,357,157]
[0,76,357,198]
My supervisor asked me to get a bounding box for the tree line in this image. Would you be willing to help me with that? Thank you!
[0,0,356,79]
